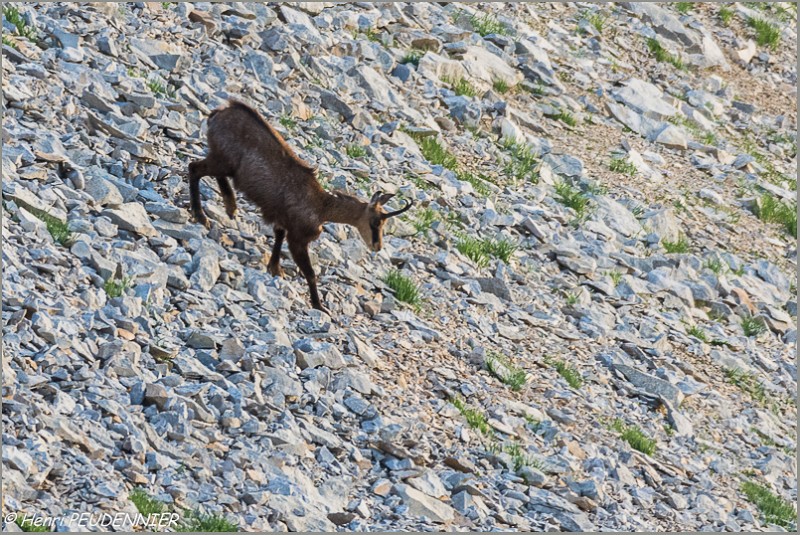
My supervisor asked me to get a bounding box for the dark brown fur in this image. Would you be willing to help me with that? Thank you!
[188,100,412,312]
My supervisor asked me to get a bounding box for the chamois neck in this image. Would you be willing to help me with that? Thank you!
[322,191,368,226]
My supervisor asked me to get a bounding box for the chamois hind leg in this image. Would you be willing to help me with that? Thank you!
[288,238,327,313]
[188,159,211,228]
[267,228,286,278]
[216,176,237,219]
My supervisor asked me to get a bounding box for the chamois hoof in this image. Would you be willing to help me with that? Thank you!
[226,207,238,220]
[194,211,211,229]
[267,263,285,278]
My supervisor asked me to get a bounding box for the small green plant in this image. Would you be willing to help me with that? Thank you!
[647,37,685,69]
[451,396,493,435]
[564,291,579,305]
[754,193,797,238]
[501,138,539,184]
[29,209,71,246]
[104,275,133,299]
[719,6,734,25]
[662,234,690,253]
[345,144,367,159]
[16,518,49,532]
[177,511,239,532]
[740,316,767,337]
[554,181,591,220]
[675,2,693,14]
[544,356,583,389]
[703,258,726,274]
[130,488,166,515]
[747,17,781,50]
[278,115,297,130]
[609,156,637,176]
[416,136,458,170]
[469,13,509,36]
[686,325,708,342]
[2,35,17,49]
[492,79,511,94]
[553,109,577,127]
[412,207,439,236]
[147,77,174,98]
[486,237,517,263]
[456,235,491,268]
[701,131,718,145]
[612,419,657,455]
[441,75,478,97]
[486,352,527,391]
[2,5,37,41]
[724,368,766,403]
[456,170,492,196]
[741,481,796,527]
[489,441,545,472]
[607,269,623,286]
[400,49,424,66]
[586,12,607,33]
[383,269,421,308]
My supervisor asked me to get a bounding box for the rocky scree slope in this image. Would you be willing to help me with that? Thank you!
[1,1,797,532]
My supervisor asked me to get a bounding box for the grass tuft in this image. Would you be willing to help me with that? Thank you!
[468,13,510,36]
[740,316,767,337]
[586,12,607,33]
[544,356,583,389]
[441,75,478,97]
[686,325,708,342]
[747,17,781,50]
[724,368,766,403]
[417,136,458,170]
[754,193,797,238]
[383,269,421,308]
[455,235,517,267]
[502,138,540,184]
[647,37,685,69]
[719,6,734,25]
[675,2,694,14]
[553,109,577,127]
[456,170,493,196]
[412,207,439,236]
[278,115,297,130]
[492,79,511,94]
[451,396,493,435]
[662,234,690,254]
[345,144,368,159]
[612,419,657,455]
[130,488,166,515]
[554,181,591,220]
[177,511,239,532]
[609,156,637,176]
[2,5,37,41]
[104,275,133,299]
[486,352,527,391]
[741,481,796,527]
[400,49,424,66]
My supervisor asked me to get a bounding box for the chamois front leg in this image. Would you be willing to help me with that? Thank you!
[216,176,238,219]
[188,159,210,228]
[288,238,328,313]
[267,228,286,278]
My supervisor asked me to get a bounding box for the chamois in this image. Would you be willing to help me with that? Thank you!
[188,100,413,312]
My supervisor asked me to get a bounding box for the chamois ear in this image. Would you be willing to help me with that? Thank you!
[369,191,395,207]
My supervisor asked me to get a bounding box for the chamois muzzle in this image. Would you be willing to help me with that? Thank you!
[381,200,414,219]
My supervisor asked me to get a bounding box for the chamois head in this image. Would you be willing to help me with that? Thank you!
[356,191,413,252]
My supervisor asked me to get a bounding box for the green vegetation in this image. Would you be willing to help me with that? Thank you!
[31,210,71,246]
[412,207,439,236]
[701,131,718,145]
[552,109,577,127]
[703,258,726,275]
[2,5,37,41]
[501,138,540,184]
[564,291,580,306]
[441,75,478,97]
[586,12,607,33]
[457,170,493,196]
[468,13,510,36]
[554,181,591,220]
[104,275,133,299]
[17,518,48,532]
[147,77,175,99]
[612,419,657,455]
[607,269,623,286]
[747,17,781,50]
[609,156,637,175]
[741,481,796,527]
[740,315,767,337]
[130,488,166,515]
[754,193,797,238]
[489,441,545,472]
[3,35,17,49]
[451,396,493,435]
[686,325,708,342]
[724,368,766,403]
[675,2,694,14]
[383,269,421,308]
[278,115,297,130]
[177,512,239,532]
[544,356,583,389]
[719,6,734,25]
[662,234,690,254]
[400,49,424,66]
[345,144,367,159]
[492,79,511,94]
[416,135,459,170]
[647,37,685,69]
[455,235,517,267]
[486,352,527,391]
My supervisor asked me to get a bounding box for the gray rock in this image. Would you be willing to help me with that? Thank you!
[102,203,158,236]
[613,364,684,406]
[393,484,456,523]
